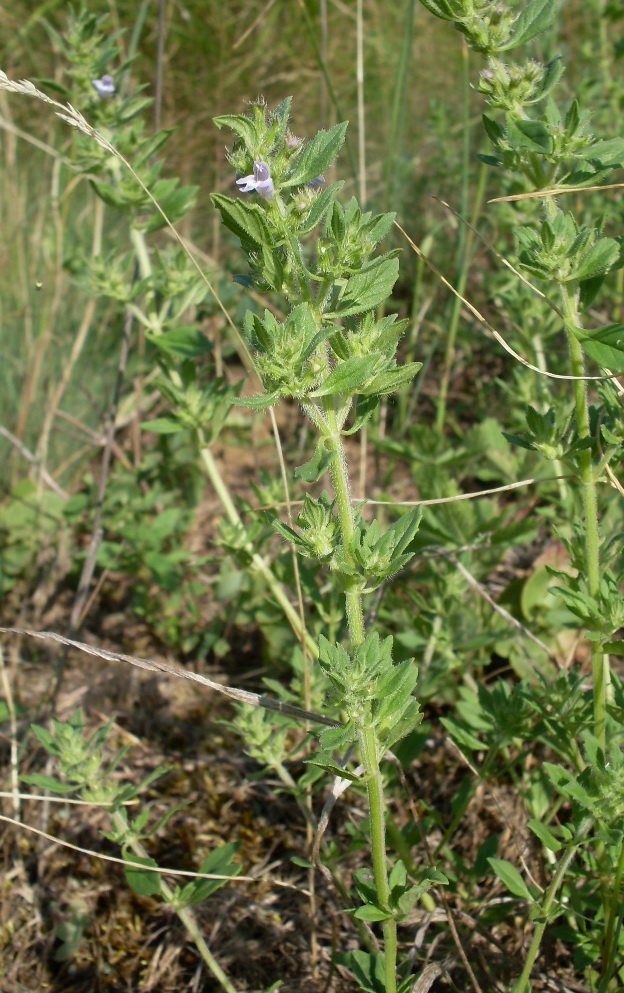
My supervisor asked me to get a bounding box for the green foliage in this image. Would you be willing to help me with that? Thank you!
[3,1,624,991]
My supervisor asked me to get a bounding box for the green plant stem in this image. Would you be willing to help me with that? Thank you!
[321,398,397,989]
[130,225,152,279]
[599,841,624,991]
[512,817,592,993]
[111,811,238,993]
[560,286,608,749]
[360,726,397,993]
[323,398,365,647]
[196,432,318,660]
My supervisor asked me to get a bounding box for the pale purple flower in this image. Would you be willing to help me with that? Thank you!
[91,74,116,97]
[236,161,274,200]
[307,174,325,188]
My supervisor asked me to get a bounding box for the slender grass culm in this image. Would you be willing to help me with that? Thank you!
[2,1,624,991]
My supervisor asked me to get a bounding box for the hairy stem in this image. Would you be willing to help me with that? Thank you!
[560,286,608,749]
[360,726,397,993]
[321,398,397,989]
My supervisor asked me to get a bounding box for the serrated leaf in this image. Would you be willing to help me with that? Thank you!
[506,117,553,154]
[572,239,619,281]
[536,58,565,101]
[418,0,455,20]
[310,354,379,397]
[333,258,400,318]
[210,194,272,249]
[544,762,593,806]
[578,137,624,166]
[282,122,348,187]
[500,0,556,50]
[213,113,257,147]
[488,858,533,901]
[360,362,422,397]
[298,182,344,234]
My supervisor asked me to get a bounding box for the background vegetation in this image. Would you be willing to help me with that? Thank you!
[1,1,624,991]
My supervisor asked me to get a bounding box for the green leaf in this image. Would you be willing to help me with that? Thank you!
[305,755,361,782]
[144,184,198,232]
[290,855,315,869]
[124,855,163,897]
[148,326,212,358]
[500,0,557,50]
[353,904,392,922]
[482,114,505,146]
[298,181,344,234]
[417,0,455,20]
[572,239,620,281]
[310,354,380,397]
[476,153,502,167]
[571,324,624,372]
[605,641,624,657]
[90,180,130,210]
[333,258,400,318]
[440,716,484,752]
[21,773,78,794]
[177,842,241,907]
[294,440,335,482]
[360,362,422,397]
[544,762,593,807]
[334,951,386,993]
[141,416,184,434]
[213,113,257,147]
[506,117,553,154]
[210,194,272,249]
[230,390,281,409]
[578,137,624,167]
[282,122,348,187]
[536,57,565,101]
[344,394,380,434]
[528,819,563,853]
[487,859,533,901]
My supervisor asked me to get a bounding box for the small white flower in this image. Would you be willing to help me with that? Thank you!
[91,74,116,97]
[236,161,275,200]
